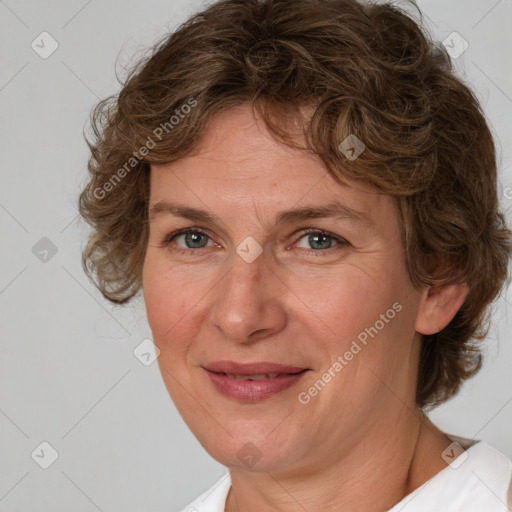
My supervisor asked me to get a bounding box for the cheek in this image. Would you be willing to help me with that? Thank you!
[303,269,394,343]
[311,268,415,386]
[143,259,197,347]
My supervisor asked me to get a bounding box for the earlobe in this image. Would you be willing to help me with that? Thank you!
[415,281,469,335]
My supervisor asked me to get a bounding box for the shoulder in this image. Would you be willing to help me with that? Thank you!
[177,472,231,512]
[389,437,512,512]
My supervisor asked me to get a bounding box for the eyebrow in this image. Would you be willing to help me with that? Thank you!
[148,200,373,228]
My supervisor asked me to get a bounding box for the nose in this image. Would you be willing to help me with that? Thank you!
[206,247,287,344]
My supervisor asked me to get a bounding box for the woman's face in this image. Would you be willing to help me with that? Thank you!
[142,104,425,472]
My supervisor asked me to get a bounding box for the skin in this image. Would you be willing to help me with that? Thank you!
[142,104,468,511]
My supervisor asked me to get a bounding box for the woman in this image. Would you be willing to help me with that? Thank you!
[78,0,512,510]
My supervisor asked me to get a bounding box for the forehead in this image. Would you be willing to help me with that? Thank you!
[148,104,399,232]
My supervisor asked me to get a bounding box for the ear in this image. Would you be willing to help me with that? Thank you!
[415,280,469,335]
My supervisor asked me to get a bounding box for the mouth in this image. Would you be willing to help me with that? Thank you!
[202,361,310,402]
[221,372,292,380]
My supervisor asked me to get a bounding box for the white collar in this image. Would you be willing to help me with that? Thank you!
[180,439,512,512]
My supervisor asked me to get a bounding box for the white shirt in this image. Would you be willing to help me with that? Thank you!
[178,437,512,512]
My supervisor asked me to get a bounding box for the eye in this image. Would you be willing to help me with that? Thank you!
[159,227,349,256]
[161,228,217,253]
[294,229,348,253]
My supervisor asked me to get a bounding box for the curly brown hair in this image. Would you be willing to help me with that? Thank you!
[78,0,512,409]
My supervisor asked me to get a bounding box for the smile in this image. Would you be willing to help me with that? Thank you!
[203,363,309,401]
[224,373,280,380]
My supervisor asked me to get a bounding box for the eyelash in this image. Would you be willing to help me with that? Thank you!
[159,227,349,256]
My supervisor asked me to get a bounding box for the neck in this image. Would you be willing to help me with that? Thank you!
[225,410,452,512]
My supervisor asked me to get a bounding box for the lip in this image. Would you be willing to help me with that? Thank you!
[204,361,307,375]
[203,361,309,402]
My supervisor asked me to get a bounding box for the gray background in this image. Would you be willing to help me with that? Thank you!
[0,0,511,510]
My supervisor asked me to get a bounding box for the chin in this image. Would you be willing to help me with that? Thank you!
[195,428,307,473]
